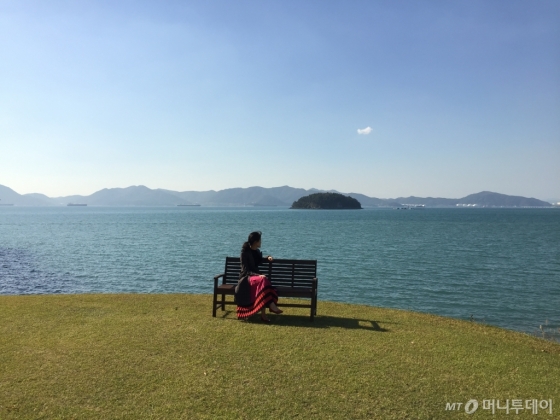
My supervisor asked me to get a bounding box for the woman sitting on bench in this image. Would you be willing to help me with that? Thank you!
[235,231,283,323]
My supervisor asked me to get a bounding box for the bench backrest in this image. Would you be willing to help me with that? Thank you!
[223,257,317,289]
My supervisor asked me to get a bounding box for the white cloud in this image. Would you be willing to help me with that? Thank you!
[357,126,372,135]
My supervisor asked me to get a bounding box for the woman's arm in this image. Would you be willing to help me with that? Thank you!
[242,250,261,276]
[257,251,273,263]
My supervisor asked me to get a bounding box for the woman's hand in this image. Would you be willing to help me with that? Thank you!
[267,256,273,262]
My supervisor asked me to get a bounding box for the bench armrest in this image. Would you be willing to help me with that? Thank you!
[213,273,225,291]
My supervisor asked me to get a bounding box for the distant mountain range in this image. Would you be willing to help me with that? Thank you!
[0,184,554,208]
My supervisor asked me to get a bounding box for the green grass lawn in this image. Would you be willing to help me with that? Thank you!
[0,294,558,419]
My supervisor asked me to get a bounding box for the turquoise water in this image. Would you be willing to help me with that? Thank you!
[1,207,559,340]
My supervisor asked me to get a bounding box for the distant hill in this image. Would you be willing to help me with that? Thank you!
[0,185,53,206]
[457,191,551,207]
[52,186,196,206]
[292,192,362,209]
[0,184,554,207]
[395,191,551,207]
[162,185,323,206]
[394,196,458,207]
[346,192,402,208]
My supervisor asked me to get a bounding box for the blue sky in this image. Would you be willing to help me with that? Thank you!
[1,0,559,200]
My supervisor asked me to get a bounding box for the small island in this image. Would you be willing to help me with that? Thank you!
[291,192,362,209]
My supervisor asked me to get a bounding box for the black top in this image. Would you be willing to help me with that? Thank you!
[239,248,263,280]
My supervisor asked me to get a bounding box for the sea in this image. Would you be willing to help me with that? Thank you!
[1,206,559,341]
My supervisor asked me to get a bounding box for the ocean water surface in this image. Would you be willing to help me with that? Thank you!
[1,207,559,341]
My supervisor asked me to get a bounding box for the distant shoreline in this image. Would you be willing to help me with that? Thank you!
[1,184,555,207]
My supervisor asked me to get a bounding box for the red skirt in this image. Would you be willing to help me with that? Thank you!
[236,275,279,319]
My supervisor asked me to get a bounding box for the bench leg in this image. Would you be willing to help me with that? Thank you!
[311,292,317,319]
[212,292,217,317]
[221,293,225,311]
[314,297,317,316]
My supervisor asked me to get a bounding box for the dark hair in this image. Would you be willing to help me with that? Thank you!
[242,231,262,252]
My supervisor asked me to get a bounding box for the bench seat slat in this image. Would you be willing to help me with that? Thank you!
[218,282,314,288]
[269,282,316,287]
[226,257,317,264]
[224,271,317,277]
[266,270,317,275]
[225,270,316,280]
[225,265,316,271]
[216,285,313,297]
[220,270,317,278]
[226,262,316,266]
[226,263,317,268]
[216,284,235,293]
[222,279,315,285]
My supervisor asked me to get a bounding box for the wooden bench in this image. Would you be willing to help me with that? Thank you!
[213,257,318,321]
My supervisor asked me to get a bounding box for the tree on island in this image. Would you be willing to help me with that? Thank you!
[291,192,362,209]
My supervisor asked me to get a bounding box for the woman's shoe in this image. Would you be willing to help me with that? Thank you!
[269,307,283,315]
[260,315,271,323]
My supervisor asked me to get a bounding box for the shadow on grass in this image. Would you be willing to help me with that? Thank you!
[218,311,391,332]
